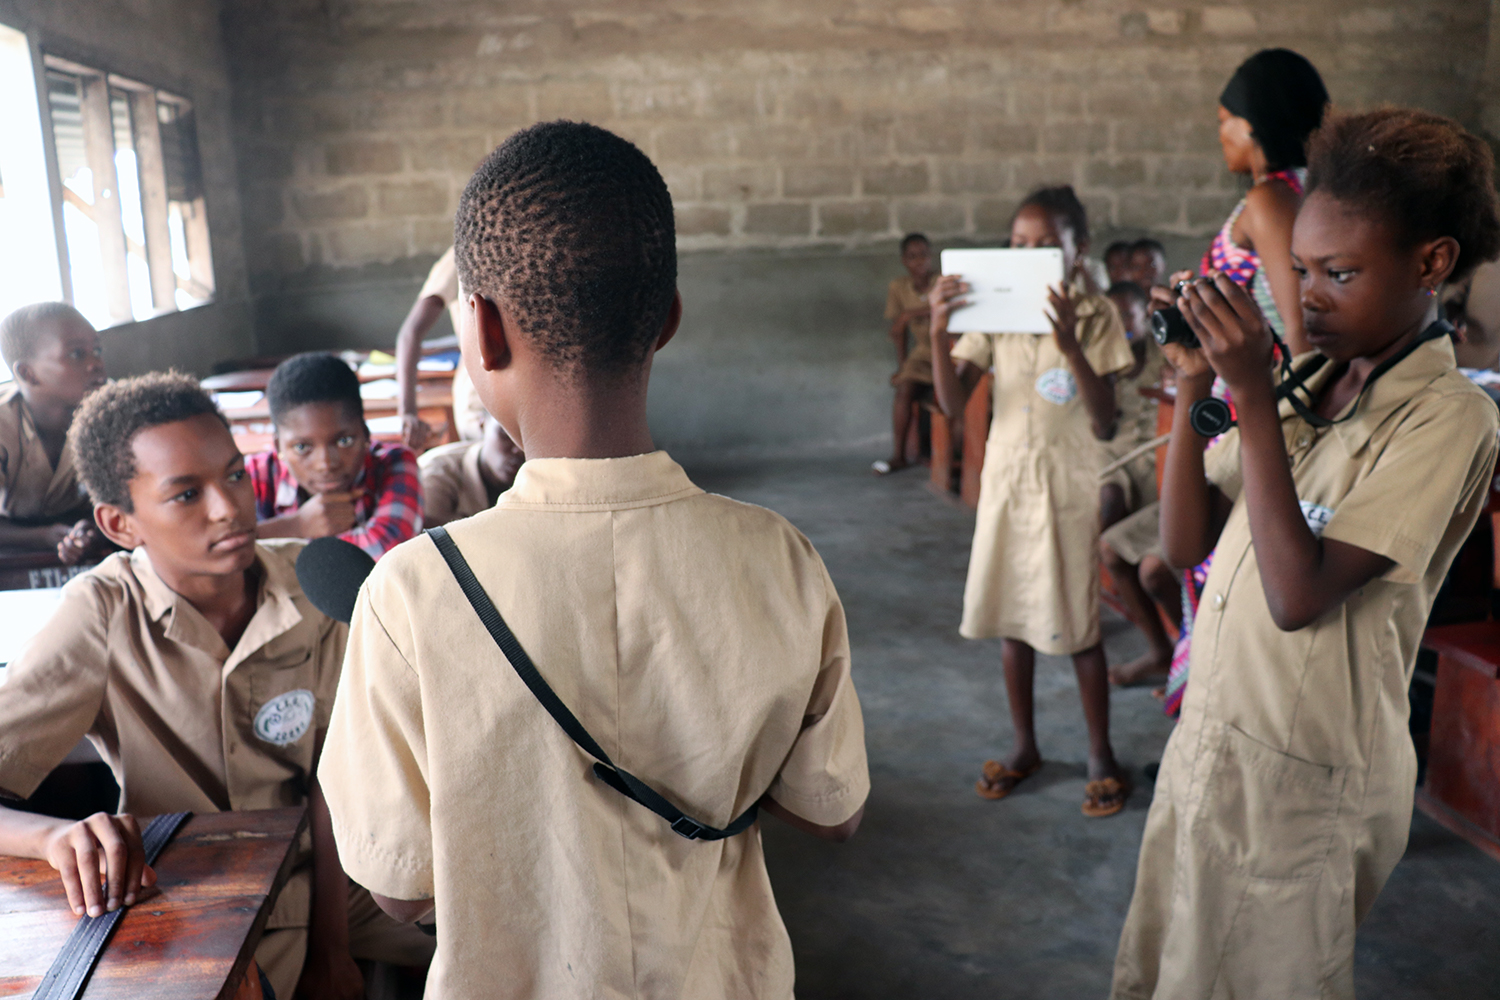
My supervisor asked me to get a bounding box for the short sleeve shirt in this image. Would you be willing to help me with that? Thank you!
[319,451,869,1000]
[417,441,490,524]
[1184,337,1499,772]
[0,540,347,929]
[0,382,87,522]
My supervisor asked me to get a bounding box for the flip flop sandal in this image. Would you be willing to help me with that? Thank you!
[1082,776,1132,818]
[975,759,1041,801]
[872,460,903,475]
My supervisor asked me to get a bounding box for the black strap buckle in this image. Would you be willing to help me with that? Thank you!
[670,816,707,840]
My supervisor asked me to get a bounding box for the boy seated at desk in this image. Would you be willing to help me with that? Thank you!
[249,352,422,560]
[0,373,433,1000]
[0,303,106,563]
[318,120,870,1000]
[417,415,523,526]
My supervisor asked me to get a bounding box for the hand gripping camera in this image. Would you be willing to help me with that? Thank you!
[1150,279,1199,349]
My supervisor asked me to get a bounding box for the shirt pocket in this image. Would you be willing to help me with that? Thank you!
[1192,723,1346,881]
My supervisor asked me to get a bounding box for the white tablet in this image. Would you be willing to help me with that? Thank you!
[939,248,1065,334]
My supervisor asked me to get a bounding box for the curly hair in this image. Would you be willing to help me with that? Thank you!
[453,120,677,379]
[0,302,89,368]
[1014,185,1090,246]
[69,371,226,510]
[1305,107,1500,283]
[266,352,363,424]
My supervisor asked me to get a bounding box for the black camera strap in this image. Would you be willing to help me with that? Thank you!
[425,526,759,842]
[1188,319,1454,436]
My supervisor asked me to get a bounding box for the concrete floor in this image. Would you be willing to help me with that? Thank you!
[687,454,1500,1000]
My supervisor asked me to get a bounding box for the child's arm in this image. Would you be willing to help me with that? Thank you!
[337,448,422,558]
[0,517,73,552]
[256,492,360,540]
[0,805,154,917]
[1158,360,1233,570]
[394,294,448,452]
[928,275,984,417]
[1047,287,1117,440]
[759,796,864,842]
[1179,275,1395,630]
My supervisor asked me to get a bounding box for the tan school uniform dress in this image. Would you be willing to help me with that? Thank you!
[419,246,490,442]
[951,293,1134,654]
[0,540,432,998]
[1100,336,1165,511]
[418,440,492,524]
[0,382,88,523]
[886,275,935,386]
[319,451,870,1000]
[1112,337,1499,1000]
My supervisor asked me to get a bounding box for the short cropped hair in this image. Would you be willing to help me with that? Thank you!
[900,232,930,252]
[1106,281,1151,307]
[1104,240,1132,260]
[266,352,363,424]
[454,120,677,378]
[0,302,89,368]
[1131,238,1166,257]
[1015,185,1090,246]
[70,371,226,511]
[1305,108,1500,284]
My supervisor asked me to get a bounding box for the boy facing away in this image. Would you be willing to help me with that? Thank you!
[318,121,870,1000]
[0,302,106,561]
[0,374,432,999]
[249,352,423,560]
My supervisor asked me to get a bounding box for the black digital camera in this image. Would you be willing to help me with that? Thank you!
[1151,280,1199,349]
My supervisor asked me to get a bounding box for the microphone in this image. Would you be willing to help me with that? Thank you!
[295,537,376,624]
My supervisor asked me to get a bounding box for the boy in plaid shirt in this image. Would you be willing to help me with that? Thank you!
[250,352,422,559]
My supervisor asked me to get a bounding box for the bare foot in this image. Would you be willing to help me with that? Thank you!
[1109,650,1171,688]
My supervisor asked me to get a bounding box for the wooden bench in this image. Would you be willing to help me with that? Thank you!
[1417,621,1500,863]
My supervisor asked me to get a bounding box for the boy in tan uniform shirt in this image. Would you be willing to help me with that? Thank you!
[319,121,870,1000]
[0,374,431,999]
[417,416,523,526]
[0,302,106,559]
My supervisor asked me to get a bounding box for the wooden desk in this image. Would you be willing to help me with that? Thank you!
[1417,622,1500,863]
[0,551,89,592]
[223,381,456,452]
[203,365,455,394]
[0,808,306,1000]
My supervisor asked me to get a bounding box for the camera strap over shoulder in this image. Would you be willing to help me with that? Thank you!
[425,526,759,842]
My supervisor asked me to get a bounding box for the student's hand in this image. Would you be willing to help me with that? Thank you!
[1046,284,1080,355]
[56,519,99,565]
[293,947,364,1000]
[1179,272,1276,395]
[400,413,431,452]
[927,275,971,339]
[41,812,156,918]
[295,491,361,538]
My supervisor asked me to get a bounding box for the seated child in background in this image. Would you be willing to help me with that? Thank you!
[0,302,106,562]
[928,185,1136,818]
[874,232,937,475]
[249,352,422,559]
[417,415,523,526]
[0,373,433,1000]
[1104,239,1135,286]
[318,120,869,1000]
[1129,238,1168,290]
[1098,279,1180,688]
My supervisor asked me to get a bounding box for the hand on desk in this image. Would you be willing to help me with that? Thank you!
[56,519,102,565]
[41,811,157,918]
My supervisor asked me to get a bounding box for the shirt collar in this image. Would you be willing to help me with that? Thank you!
[499,450,702,511]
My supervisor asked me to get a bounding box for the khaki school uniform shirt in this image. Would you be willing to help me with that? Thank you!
[417,441,491,523]
[1100,336,1165,508]
[1113,336,1499,1000]
[0,540,346,935]
[950,293,1134,652]
[886,275,934,385]
[0,382,87,522]
[320,451,869,1000]
[418,247,488,442]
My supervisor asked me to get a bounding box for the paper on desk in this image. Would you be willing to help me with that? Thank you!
[360,378,400,400]
[357,363,397,379]
[366,415,404,435]
[213,390,263,410]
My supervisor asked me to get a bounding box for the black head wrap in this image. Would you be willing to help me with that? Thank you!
[1219,48,1330,171]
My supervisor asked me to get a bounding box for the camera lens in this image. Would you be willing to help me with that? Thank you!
[1150,307,1199,349]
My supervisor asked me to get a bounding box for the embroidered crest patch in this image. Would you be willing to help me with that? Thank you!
[1034,367,1079,405]
[1299,500,1335,538]
[253,689,316,746]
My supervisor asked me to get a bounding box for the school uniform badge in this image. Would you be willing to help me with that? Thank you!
[1299,500,1335,538]
[1035,368,1079,405]
[254,689,316,746]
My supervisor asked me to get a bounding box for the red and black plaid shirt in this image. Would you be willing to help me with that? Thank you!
[246,441,422,559]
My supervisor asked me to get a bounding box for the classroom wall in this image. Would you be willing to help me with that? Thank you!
[0,0,255,377]
[222,0,1493,455]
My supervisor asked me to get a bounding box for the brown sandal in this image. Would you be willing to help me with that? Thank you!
[1081,776,1132,817]
[975,759,1041,800]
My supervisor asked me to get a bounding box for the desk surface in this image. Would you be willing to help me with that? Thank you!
[0,808,305,1000]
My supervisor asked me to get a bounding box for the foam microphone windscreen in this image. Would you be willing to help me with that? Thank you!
[295,536,376,624]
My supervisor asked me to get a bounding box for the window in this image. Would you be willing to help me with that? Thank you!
[44,55,214,330]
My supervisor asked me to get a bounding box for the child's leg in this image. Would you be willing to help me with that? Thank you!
[1141,554,1183,633]
[1103,538,1174,686]
[1099,482,1130,533]
[977,639,1041,798]
[1072,642,1122,783]
[885,379,916,468]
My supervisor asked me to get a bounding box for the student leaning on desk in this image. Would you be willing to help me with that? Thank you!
[0,373,431,1000]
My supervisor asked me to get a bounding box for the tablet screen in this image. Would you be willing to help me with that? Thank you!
[939,248,1065,334]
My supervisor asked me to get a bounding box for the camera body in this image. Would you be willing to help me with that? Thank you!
[1151,280,1199,349]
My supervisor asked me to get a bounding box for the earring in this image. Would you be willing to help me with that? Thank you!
[1425,287,1437,297]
